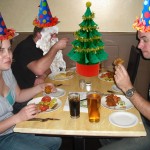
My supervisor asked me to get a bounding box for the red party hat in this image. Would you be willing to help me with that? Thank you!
[0,13,15,40]
[33,0,58,28]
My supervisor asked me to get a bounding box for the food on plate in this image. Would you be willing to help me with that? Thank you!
[38,104,49,112]
[54,71,74,79]
[106,94,120,106]
[105,94,125,108]
[37,96,57,112]
[100,71,114,81]
[113,58,124,66]
[41,95,51,102]
[54,73,66,79]
[45,85,52,94]
[66,71,74,76]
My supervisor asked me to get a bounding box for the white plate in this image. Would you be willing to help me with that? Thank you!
[98,71,114,82]
[45,88,66,98]
[111,84,122,92]
[27,97,62,112]
[109,112,138,128]
[49,71,74,81]
[101,95,134,110]
[68,67,76,72]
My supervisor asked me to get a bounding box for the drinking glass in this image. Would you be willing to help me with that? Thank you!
[87,91,101,122]
[68,93,80,118]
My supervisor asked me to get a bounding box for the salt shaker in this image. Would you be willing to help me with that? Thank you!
[86,82,92,91]
[79,79,85,89]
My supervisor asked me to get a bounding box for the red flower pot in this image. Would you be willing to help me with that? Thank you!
[76,63,100,77]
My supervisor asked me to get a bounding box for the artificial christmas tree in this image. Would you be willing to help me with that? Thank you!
[67,2,108,77]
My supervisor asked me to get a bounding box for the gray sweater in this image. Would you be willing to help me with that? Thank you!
[0,69,17,136]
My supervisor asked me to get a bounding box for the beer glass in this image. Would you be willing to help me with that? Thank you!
[87,91,101,122]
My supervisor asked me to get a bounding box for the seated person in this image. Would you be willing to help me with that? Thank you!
[0,13,61,150]
[12,0,68,113]
[99,1,150,149]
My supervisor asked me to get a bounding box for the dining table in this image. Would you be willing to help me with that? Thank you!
[14,68,146,150]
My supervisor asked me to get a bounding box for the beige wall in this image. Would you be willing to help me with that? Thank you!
[0,0,143,32]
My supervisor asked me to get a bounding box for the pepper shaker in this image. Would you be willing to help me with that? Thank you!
[79,79,85,89]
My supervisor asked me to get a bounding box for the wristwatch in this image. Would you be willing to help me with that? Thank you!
[125,88,136,98]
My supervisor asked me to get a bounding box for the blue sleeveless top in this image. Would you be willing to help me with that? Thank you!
[6,91,15,106]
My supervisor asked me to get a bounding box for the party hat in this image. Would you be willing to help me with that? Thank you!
[133,0,150,32]
[0,13,15,40]
[33,0,58,28]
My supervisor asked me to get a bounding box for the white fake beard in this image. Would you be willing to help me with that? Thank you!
[35,26,66,73]
[36,26,59,54]
[39,37,58,55]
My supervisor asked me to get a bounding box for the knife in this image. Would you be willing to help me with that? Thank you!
[80,98,87,101]
[28,118,60,122]
[107,90,124,95]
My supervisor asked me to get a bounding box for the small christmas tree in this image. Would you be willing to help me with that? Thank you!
[67,2,108,66]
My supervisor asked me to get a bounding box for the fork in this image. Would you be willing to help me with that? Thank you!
[54,84,63,87]
[54,84,70,87]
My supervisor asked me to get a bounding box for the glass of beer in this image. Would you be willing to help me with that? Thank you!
[87,91,101,123]
[68,93,80,118]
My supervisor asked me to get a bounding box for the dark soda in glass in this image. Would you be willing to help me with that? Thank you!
[68,93,80,118]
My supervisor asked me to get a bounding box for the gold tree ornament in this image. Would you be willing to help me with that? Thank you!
[86,2,91,8]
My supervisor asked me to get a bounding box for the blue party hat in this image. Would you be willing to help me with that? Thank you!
[133,0,150,32]
[33,0,58,28]
[0,13,15,40]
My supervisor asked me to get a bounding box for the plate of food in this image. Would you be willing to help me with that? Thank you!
[101,94,134,110]
[109,112,138,128]
[27,96,62,112]
[98,71,114,82]
[49,71,74,81]
[44,88,66,98]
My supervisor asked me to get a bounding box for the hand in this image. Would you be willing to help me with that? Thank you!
[37,82,57,93]
[34,70,50,86]
[14,104,38,123]
[34,76,45,86]
[45,83,57,93]
[114,64,133,93]
[53,38,69,50]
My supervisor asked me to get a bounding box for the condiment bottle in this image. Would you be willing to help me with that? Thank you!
[86,82,92,91]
